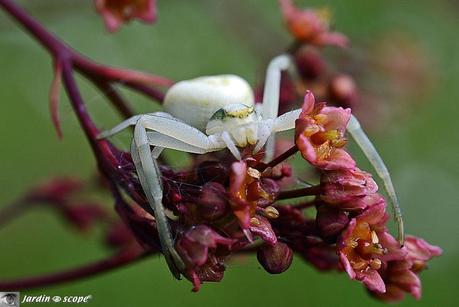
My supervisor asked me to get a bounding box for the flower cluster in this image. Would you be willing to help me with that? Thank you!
[267,0,358,117]
[279,0,348,48]
[293,92,441,299]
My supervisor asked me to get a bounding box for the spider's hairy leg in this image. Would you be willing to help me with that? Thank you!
[147,131,212,155]
[273,108,302,132]
[347,115,405,245]
[132,119,186,278]
[98,115,143,139]
[254,108,301,154]
[221,131,241,159]
[261,54,294,162]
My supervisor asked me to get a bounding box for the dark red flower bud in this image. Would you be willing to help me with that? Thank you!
[28,177,83,203]
[104,221,135,249]
[294,46,326,80]
[196,161,229,185]
[257,241,293,274]
[328,74,358,107]
[316,205,349,238]
[62,202,108,232]
[197,182,229,220]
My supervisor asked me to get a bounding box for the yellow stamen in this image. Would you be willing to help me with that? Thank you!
[369,258,382,270]
[247,167,261,179]
[314,114,328,125]
[250,217,261,227]
[331,138,347,148]
[351,261,367,271]
[303,124,320,137]
[371,231,379,244]
[263,206,280,219]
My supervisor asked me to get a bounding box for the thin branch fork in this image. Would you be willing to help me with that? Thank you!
[0,0,169,215]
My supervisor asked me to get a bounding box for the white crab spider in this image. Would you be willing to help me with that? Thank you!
[98,55,404,278]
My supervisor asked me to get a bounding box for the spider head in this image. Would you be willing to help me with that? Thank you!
[206,104,259,147]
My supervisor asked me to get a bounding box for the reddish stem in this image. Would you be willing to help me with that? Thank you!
[0,245,153,291]
[122,81,166,103]
[0,0,163,215]
[0,199,34,229]
[256,145,298,172]
[0,0,169,117]
[73,56,173,87]
[277,185,321,200]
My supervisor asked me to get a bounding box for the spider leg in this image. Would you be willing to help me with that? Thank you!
[131,115,226,278]
[221,131,242,160]
[147,131,216,155]
[347,115,405,245]
[261,54,294,162]
[132,120,186,278]
[272,108,302,132]
[98,115,143,139]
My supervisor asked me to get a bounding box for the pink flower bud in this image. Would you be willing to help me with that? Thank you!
[316,205,349,238]
[197,183,229,220]
[295,46,326,80]
[328,74,358,107]
[176,225,234,268]
[321,168,378,204]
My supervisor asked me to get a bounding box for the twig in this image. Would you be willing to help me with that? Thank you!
[0,245,154,291]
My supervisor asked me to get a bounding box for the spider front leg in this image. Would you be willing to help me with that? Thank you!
[347,115,405,245]
[132,119,186,278]
[260,54,295,162]
[130,114,226,278]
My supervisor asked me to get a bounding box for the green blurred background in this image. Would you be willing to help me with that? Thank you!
[0,0,458,306]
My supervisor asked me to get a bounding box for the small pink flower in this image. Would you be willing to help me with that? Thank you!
[295,91,355,170]
[338,203,406,293]
[370,236,442,302]
[176,225,234,291]
[228,161,277,229]
[320,168,378,204]
[279,0,348,48]
[405,236,443,271]
[249,215,277,246]
[95,0,157,32]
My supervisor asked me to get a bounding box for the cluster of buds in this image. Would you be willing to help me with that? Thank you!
[265,0,358,117]
[293,92,441,300]
[0,177,141,251]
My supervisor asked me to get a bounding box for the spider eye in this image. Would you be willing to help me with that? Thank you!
[210,108,226,121]
[1,294,17,306]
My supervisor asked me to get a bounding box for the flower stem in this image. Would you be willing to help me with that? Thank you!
[277,185,321,200]
[256,145,298,172]
[0,245,154,291]
[0,199,33,229]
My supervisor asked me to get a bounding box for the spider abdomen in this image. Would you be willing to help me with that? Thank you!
[163,75,255,131]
